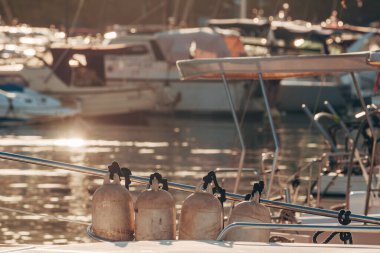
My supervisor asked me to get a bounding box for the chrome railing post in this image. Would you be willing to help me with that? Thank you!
[219,63,246,194]
[258,72,279,199]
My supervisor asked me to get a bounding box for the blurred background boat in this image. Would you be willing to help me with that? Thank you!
[0,82,79,124]
[0,3,378,117]
[103,27,266,115]
[0,25,264,117]
[208,16,380,113]
[0,43,159,117]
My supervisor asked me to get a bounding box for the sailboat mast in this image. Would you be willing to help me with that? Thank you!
[240,0,247,18]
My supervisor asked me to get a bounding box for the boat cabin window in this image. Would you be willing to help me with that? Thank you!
[68,54,103,87]
[50,44,149,87]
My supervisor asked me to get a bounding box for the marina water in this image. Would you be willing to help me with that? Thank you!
[0,113,327,244]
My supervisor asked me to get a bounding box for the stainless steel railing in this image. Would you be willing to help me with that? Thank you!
[217,222,380,241]
[1,151,380,225]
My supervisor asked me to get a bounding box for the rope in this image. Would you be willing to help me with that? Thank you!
[161,178,169,191]
[121,167,132,190]
[149,172,169,191]
[0,206,90,226]
[149,172,163,185]
[107,161,132,189]
[108,161,122,180]
[313,209,353,244]
[202,171,226,205]
[202,171,214,190]
[244,180,265,202]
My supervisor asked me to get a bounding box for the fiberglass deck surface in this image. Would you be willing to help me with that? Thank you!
[1,241,380,253]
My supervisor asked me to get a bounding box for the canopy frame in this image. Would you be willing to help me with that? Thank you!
[177,51,380,203]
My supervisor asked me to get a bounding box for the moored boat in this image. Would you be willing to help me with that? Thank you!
[0,43,159,117]
[104,27,266,115]
[0,82,79,124]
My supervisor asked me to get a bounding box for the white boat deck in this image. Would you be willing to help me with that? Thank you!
[1,241,380,253]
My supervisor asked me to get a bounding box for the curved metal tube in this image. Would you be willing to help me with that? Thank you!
[260,197,380,225]
[258,73,279,198]
[324,101,351,135]
[1,151,380,225]
[220,66,246,194]
[217,222,380,241]
[302,104,337,151]
[313,112,336,121]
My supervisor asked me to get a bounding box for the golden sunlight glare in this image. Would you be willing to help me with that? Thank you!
[54,138,85,147]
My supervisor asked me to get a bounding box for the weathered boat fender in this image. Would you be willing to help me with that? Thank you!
[92,165,135,241]
[135,172,176,240]
[179,171,224,240]
[225,181,271,242]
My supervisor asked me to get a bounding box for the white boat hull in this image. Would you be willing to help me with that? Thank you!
[2,241,380,253]
[0,84,80,123]
[48,87,157,117]
[165,80,264,114]
[19,67,158,117]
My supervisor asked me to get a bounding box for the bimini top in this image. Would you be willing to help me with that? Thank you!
[176,51,380,80]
